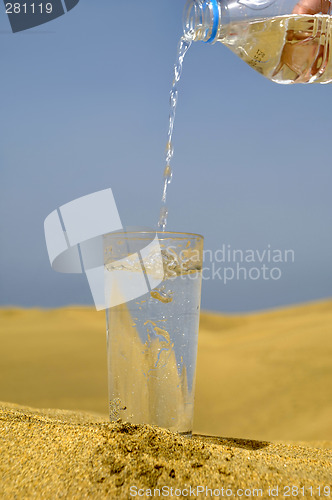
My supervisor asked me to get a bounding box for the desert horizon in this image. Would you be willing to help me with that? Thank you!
[1,298,331,442]
[1,299,331,498]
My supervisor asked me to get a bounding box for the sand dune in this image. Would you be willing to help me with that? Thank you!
[196,301,332,441]
[0,300,331,441]
[0,402,331,500]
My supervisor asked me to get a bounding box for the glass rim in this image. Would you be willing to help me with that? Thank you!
[104,230,204,240]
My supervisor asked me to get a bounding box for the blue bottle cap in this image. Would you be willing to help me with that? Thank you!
[205,0,219,43]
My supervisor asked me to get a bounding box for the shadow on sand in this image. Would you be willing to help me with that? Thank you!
[193,434,270,451]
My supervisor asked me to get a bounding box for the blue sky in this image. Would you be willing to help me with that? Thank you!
[0,0,331,312]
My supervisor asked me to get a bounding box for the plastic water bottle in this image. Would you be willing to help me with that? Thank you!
[183,0,332,83]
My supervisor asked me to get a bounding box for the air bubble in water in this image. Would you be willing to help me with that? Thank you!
[150,287,174,303]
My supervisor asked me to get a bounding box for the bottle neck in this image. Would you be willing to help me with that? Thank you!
[183,0,220,43]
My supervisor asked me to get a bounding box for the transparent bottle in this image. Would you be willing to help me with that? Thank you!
[183,0,332,83]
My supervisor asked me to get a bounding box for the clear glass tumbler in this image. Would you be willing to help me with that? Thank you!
[104,231,203,435]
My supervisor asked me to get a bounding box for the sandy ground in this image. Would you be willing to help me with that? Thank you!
[0,402,331,500]
[0,302,331,498]
[0,300,331,441]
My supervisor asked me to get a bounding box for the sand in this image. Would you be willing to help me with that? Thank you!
[1,302,331,498]
[1,300,331,441]
[1,402,331,499]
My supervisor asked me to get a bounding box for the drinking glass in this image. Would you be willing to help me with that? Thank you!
[104,231,203,435]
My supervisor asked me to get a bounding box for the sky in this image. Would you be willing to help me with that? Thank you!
[0,0,332,313]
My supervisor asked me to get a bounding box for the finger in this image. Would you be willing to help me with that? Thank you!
[293,0,331,14]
